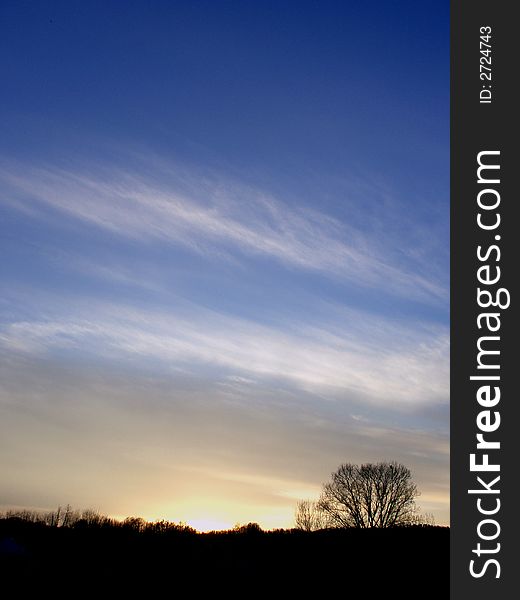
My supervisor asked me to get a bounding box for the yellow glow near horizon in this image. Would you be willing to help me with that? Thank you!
[103,469,450,531]
[113,488,450,531]
[186,518,234,532]
[139,494,299,532]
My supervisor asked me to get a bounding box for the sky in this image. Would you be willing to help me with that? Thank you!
[0,1,449,530]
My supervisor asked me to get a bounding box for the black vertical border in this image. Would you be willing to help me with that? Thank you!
[451,1,518,597]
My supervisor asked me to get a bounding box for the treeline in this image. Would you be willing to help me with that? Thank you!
[1,508,448,595]
[1,504,439,533]
[1,506,199,533]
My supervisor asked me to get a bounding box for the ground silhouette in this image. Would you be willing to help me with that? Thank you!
[0,509,448,595]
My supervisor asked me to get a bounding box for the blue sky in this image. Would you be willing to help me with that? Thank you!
[0,1,449,529]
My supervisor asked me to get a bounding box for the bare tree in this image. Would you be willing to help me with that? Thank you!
[122,516,147,532]
[294,499,328,531]
[61,504,81,527]
[317,461,420,528]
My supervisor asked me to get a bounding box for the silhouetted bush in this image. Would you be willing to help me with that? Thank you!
[233,522,263,535]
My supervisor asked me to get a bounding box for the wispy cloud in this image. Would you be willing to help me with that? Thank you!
[0,347,449,526]
[0,157,447,303]
[0,153,449,526]
[0,296,448,408]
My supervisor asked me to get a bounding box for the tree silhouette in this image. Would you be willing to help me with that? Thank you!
[317,461,421,528]
[294,499,328,531]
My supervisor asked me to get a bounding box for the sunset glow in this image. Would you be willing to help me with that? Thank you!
[0,2,449,528]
